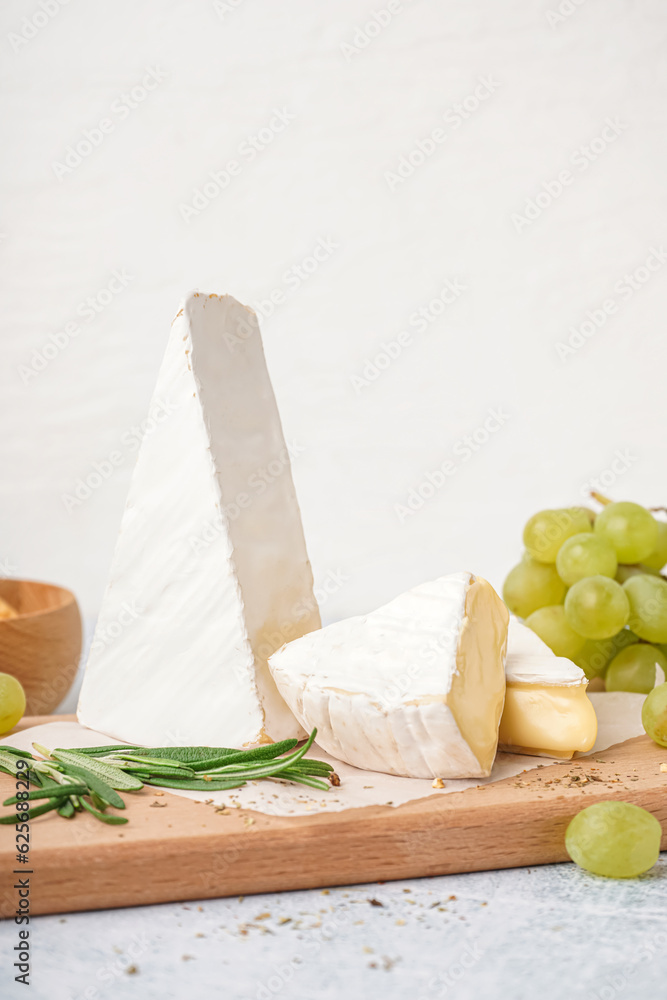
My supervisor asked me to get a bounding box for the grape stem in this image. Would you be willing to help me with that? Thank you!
[589,491,613,506]
[649,506,667,514]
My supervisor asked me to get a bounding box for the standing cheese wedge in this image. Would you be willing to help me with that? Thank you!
[269,572,509,779]
[78,292,320,747]
[499,620,597,759]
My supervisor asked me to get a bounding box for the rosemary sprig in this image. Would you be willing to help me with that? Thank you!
[0,728,337,825]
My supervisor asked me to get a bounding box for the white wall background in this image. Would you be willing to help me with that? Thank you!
[1,0,666,627]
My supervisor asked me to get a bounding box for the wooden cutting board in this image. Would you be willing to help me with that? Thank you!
[1,715,665,916]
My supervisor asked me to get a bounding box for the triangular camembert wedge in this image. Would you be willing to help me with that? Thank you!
[78,292,320,747]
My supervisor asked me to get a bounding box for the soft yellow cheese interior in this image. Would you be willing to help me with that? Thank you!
[498,682,597,759]
[448,577,509,774]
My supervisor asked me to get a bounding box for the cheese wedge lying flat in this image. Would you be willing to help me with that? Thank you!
[269,572,509,779]
[499,620,597,759]
[78,292,320,747]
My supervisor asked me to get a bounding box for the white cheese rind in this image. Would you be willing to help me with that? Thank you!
[78,292,320,747]
[506,619,587,687]
[269,573,509,779]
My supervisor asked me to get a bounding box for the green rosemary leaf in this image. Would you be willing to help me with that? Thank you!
[283,761,334,775]
[58,798,76,818]
[80,798,128,825]
[271,768,330,791]
[0,746,35,758]
[141,776,246,791]
[188,739,300,771]
[110,762,198,780]
[0,751,28,777]
[3,784,88,806]
[104,745,239,764]
[0,799,62,824]
[53,763,127,810]
[89,790,108,811]
[66,744,140,756]
[51,750,143,791]
[103,753,196,773]
[202,729,319,782]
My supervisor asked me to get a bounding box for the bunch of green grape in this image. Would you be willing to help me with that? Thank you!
[503,500,667,693]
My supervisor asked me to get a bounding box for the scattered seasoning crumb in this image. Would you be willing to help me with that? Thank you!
[126,965,138,975]
[154,791,165,797]
[660,763,667,773]
[368,898,384,907]
[278,917,291,925]
[244,817,255,828]
[329,773,341,787]
[396,919,406,926]
[448,895,457,901]
[255,913,271,921]
[432,778,445,789]
[363,946,374,954]
[238,896,245,902]
[149,801,168,808]
[321,889,330,895]
[182,955,195,961]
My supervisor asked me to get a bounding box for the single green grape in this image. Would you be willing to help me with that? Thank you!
[525,605,586,660]
[573,629,639,680]
[556,533,617,585]
[605,643,667,694]
[594,501,659,564]
[502,556,567,618]
[623,574,667,643]
[0,672,26,735]
[565,801,662,878]
[523,507,593,564]
[642,681,667,747]
[564,576,629,639]
[642,520,667,572]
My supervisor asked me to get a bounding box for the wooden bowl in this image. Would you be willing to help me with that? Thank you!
[0,580,82,715]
